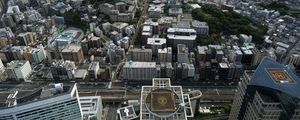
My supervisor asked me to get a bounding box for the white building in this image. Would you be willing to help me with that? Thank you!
[88,62,99,80]
[147,38,166,56]
[6,60,32,81]
[122,61,158,81]
[80,96,103,120]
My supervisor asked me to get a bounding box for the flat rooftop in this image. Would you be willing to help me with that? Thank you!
[62,44,82,53]
[147,38,166,45]
[267,68,294,84]
[6,60,28,69]
[0,83,74,109]
[149,89,177,112]
[124,62,157,68]
[79,96,101,114]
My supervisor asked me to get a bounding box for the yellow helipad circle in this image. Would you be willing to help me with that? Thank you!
[158,97,167,105]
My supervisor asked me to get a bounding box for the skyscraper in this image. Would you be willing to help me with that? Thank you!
[0,83,82,120]
[140,78,193,120]
[229,57,300,120]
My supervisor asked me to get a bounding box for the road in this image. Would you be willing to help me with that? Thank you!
[131,0,149,45]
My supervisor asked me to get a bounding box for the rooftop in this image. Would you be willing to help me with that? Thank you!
[148,89,177,112]
[124,62,157,68]
[140,78,192,119]
[55,30,77,42]
[112,22,129,29]
[191,20,208,28]
[6,60,28,69]
[147,38,166,45]
[62,44,82,53]
[249,57,300,98]
[117,105,138,120]
[80,96,102,116]
[178,44,188,53]
[0,83,74,109]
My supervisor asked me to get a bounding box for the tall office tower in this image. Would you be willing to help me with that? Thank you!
[229,58,300,120]
[0,83,83,120]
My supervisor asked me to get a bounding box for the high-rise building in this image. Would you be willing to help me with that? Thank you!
[128,46,152,62]
[0,83,82,120]
[229,58,300,120]
[80,96,103,120]
[6,60,32,81]
[122,61,158,81]
[0,83,103,120]
[140,78,194,120]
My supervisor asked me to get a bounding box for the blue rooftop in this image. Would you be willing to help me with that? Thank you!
[250,57,300,98]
